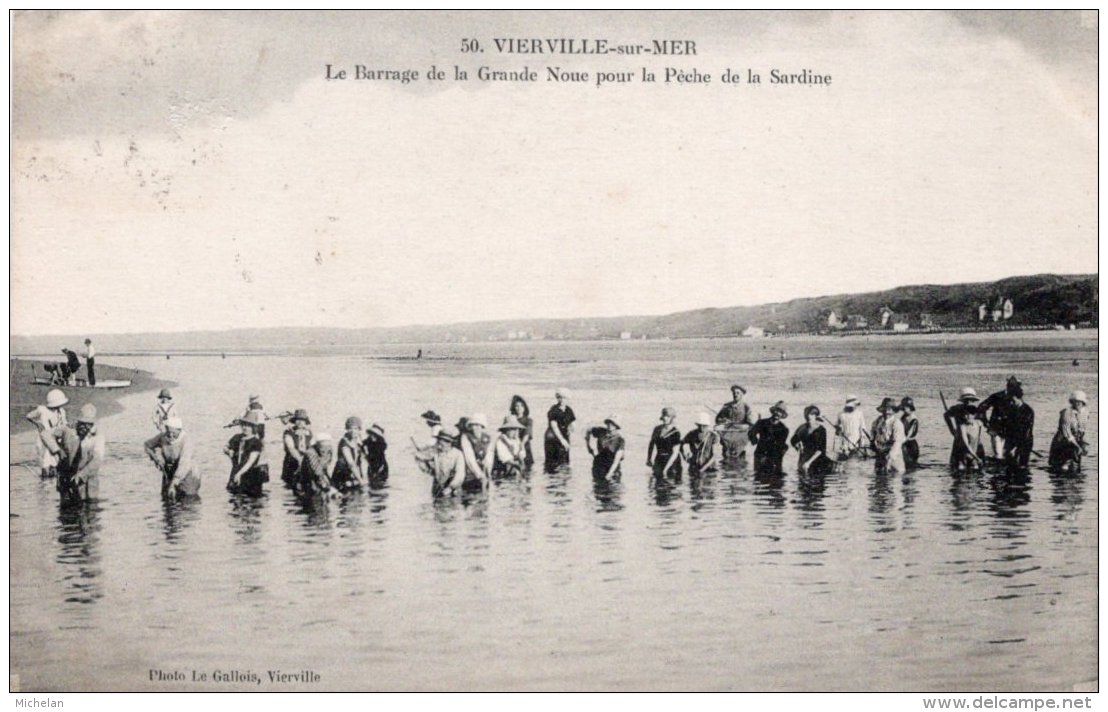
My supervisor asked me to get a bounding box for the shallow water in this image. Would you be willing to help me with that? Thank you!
[9,332,1098,691]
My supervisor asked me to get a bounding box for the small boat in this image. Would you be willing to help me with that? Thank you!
[30,376,132,389]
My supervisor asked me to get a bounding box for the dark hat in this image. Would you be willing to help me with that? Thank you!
[436,427,458,443]
[421,410,442,424]
[660,406,676,419]
[900,397,915,412]
[804,405,820,418]
[236,410,265,427]
[1009,384,1024,399]
[731,384,746,394]
[369,423,385,437]
[603,416,621,429]
[877,397,897,412]
[770,401,788,418]
[290,408,311,424]
[158,388,173,400]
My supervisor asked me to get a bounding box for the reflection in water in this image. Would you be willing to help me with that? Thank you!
[56,504,103,605]
[650,475,682,508]
[592,476,624,512]
[161,496,202,543]
[794,471,828,513]
[988,470,1032,520]
[752,472,786,511]
[228,494,267,543]
[869,471,895,520]
[948,470,981,520]
[1049,470,1085,520]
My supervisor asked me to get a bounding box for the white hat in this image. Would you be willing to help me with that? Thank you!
[164,416,183,430]
[845,395,860,406]
[555,387,570,398]
[959,387,979,401]
[312,432,333,445]
[1070,390,1088,405]
[468,413,488,428]
[695,412,714,426]
[46,389,69,408]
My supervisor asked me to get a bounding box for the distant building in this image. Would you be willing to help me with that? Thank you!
[980,295,1014,322]
[893,322,910,332]
[741,326,765,338]
[879,306,895,328]
[847,314,868,329]
[827,310,843,329]
[920,313,935,329]
[619,331,632,340]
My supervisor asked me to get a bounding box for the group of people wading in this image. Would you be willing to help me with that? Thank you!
[22,375,1091,507]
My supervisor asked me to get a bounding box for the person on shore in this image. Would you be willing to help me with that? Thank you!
[492,416,527,478]
[25,388,68,478]
[460,414,493,488]
[586,417,626,482]
[871,398,907,475]
[899,397,920,471]
[749,402,791,477]
[83,339,96,386]
[430,428,466,497]
[1001,385,1034,473]
[144,416,201,500]
[977,376,1021,458]
[331,417,367,491]
[950,404,985,472]
[833,396,868,460]
[790,405,833,476]
[363,423,389,485]
[280,409,313,486]
[1049,390,1089,474]
[544,389,576,471]
[55,404,105,506]
[61,348,81,384]
[510,395,535,468]
[297,433,336,498]
[224,410,268,497]
[682,412,720,475]
[153,389,180,433]
[715,385,754,462]
[647,407,683,482]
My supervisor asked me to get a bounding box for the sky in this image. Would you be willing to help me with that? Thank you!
[10,11,1098,335]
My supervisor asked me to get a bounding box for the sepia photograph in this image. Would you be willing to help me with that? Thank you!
[8,10,1099,697]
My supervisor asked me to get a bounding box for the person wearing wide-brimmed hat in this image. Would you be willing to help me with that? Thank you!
[790,405,833,476]
[55,404,105,505]
[492,415,528,477]
[362,423,389,485]
[943,387,980,442]
[280,409,313,486]
[950,402,985,472]
[749,402,791,477]
[899,397,920,471]
[145,415,201,499]
[331,416,367,491]
[544,388,576,472]
[224,410,268,496]
[682,412,720,475]
[152,388,181,434]
[716,385,754,462]
[430,428,466,497]
[459,414,493,490]
[297,433,336,497]
[586,417,626,481]
[647,407,683,481]
[871,398,906,475]
[25,388,69,478]
[832,395,868,460]
[1049,390,1089,474]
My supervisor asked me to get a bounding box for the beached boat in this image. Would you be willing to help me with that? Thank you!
[29,376,132,389]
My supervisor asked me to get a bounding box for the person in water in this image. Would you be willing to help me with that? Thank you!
[832,395,868,460]
[280,409,313,486]
[899,397,920,471]
[144,415,201,499]
[362,423,389,485]
[647,407,683,482]
[54,404,105,506]
[1001,385,1034,473]
[586,417,626,482]
[491,415,528,477]
[510,395,535,468]
[297,433,336,497]
[977,376,1021,459]
[682,412,720,475]
[459,414,494,489]
[1048,390,1089,475]
[790,405,833,476]
[950,404,985,472]
[715,384,754,461]
[331,416,367,491]
[242,395,269,440]
[430,428,467,497]
[152,388,180,433]
[871,398,907,476]
[224,410,268,496]
[544,388,576,471]
[413,410,444,476]
[25,388,68,478]
[749,401,790,477]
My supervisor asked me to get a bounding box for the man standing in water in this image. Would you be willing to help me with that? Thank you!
[978,376,1021,459]
[1001,384,1035,473]
[144,416,201,499]
[715,385,754,462]
[55,404,105,506]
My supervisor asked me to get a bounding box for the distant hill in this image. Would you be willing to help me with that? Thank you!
[9,273,1097,353]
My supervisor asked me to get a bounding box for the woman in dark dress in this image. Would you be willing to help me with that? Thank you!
[586,417,625,481]
[789,405,833,476]
[544,388,576,471]
[362,423,389,485]
[749,401,791,477]
[225,410,268,497]
[331,416,367,491]
[510,395,535,468]
[899,397,920,471]
[280,409,313,486]
[647,407,683,481]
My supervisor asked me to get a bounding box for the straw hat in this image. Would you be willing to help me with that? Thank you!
[164,416,183,430]
[368,423,386,437]
[555,387,570,398]
[158,388,173,400]
[420,410,442,425]
[46,389,69,408]
[468,413,488,428]
[290,408,311,424]
[436,427,458,443]
[877,397,897,412]
[499,415,524,432]
[236,410,265,426]
[958,387,979,402]
[770,401,788,418]
[77,403,97,424]
[1070,390,1088,405]
[845,395,860,406]
[312,432,333,446]
[345,416,363,430]
[695,412,714,426]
